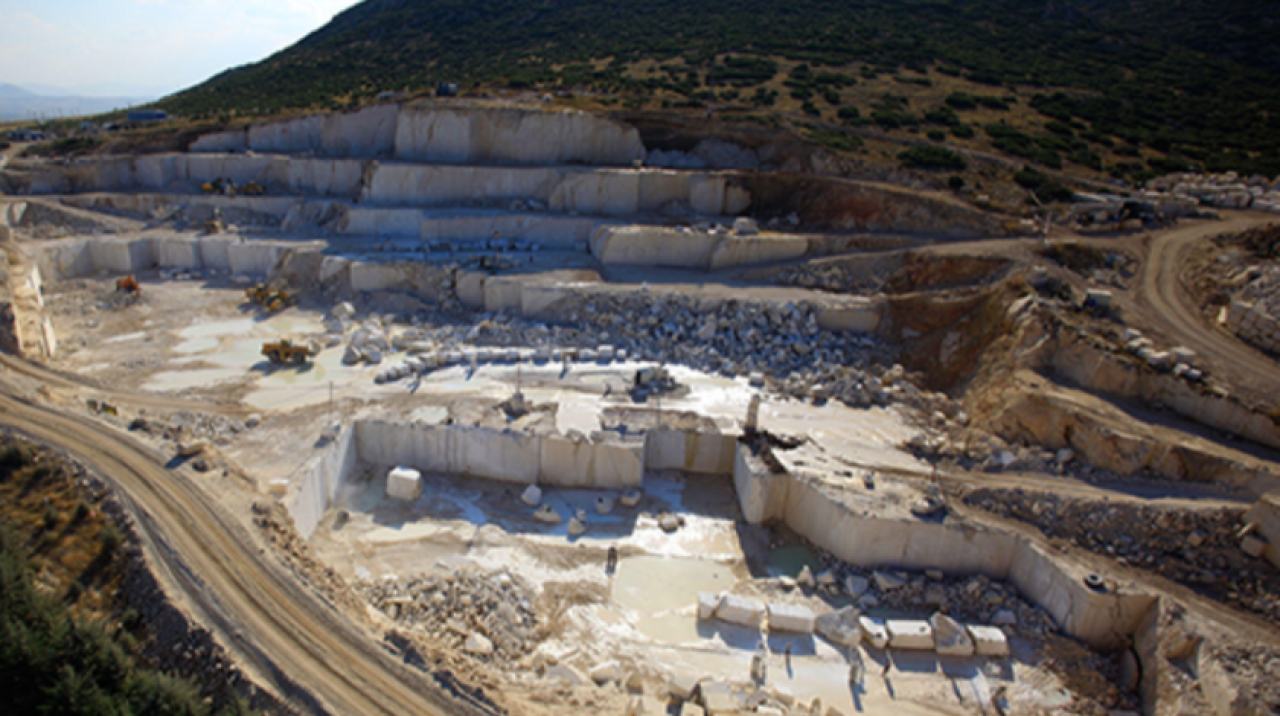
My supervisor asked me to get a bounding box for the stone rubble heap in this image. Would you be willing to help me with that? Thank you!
[327,292,966,417]
[1224,265,1280,354]
[356,568,540,665]
[966,490,1280,624]
[1146,172,1280,213]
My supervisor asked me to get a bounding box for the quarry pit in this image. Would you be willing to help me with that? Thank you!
[2,101,1279,716]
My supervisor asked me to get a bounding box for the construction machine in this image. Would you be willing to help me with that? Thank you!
[201,177,236,196]
[115,275,141,297]
[262,339,315,365]
[246,283,295,312]
[242,181,266,196]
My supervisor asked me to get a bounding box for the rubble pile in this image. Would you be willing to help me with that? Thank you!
[966,490,1280,623]
[774,262,889,295]
[1222,265,1280,354]
[356,568,541,665]
[126,409,255,447]
[1146,172,1280,212]
[326,291,957,413]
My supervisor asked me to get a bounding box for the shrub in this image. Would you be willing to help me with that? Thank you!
[927,130,946,142]
[948,175,966,190]
[951,124,975,139]
[899,145,967,171]
[945,92,977,110]
[804,128,863,152]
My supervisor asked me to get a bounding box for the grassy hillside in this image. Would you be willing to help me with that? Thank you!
[0,439,256,716]
[158,0,1280,180]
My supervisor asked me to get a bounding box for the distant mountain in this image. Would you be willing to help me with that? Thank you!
[0,89,153,121]
[158,0,1280,176]
[0,83,37,98]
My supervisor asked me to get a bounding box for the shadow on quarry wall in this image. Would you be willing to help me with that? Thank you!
[880,280,1024,393]
[735,173,1005,240]
[882,254,1014,296]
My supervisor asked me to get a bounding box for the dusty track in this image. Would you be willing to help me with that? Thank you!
[1135,213,1280,404]
[0,353,242,416]
[0,385,470,716]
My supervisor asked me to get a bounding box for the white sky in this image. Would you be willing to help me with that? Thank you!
[0,0,360,97]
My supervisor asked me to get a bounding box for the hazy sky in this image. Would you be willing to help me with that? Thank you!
[0,0,360,97]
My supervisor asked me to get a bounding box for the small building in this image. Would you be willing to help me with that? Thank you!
[126,109,169,124]
[437,82,460,98]
[7,130,46,142]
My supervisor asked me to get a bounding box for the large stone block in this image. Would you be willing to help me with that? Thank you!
[715,595,766,628]
[886,620,934,650]
[386,467,422,501]
[767,603,816,634]
[966,625,1010,657]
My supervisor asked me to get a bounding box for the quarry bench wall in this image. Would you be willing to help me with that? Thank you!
[188,103,648,167]
[1,155,753,218]
[733,442,1159,650]
[285,417,1161,652]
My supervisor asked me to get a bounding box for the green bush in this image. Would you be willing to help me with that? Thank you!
[0,521,239,716]
[804,128,863,152]
[923,106,961,126]
[899,145,967,171]
[945,92,977,110]
[927,130,946,142]
[1013,165,1075,203]
[948,175,966,190]
[951,124,976,139]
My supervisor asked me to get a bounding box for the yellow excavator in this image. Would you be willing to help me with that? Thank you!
[246,283,295,312]
[261,339,315,365]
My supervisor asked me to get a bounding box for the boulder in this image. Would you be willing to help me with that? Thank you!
[596,496,615,515]
[843,575,870,598]
[797,565,816,587]
[859,616,889,649]
[533,504,562,524]
[733,217,760,235]
[521,484,543,506]
[589,660,623,685]
[815,606,861,647]
[1242,534,1268,558]
[873,571,906,591]
[992,610,1017,627]
[697,592,722,620]
[463,633,495,656]
[667,672,701,701]
[568,516,587,537]
[620,490,643,507]
[930,613,975,657]
[547,664,588,688]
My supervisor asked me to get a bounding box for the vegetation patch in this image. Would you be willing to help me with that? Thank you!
[899,145,967,171]
[0,439,255,716]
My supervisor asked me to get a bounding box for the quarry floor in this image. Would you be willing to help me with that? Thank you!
[30,270,1113,715]
[7,211,1279,715]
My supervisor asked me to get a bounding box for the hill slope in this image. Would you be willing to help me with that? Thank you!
[160,0,1280,178]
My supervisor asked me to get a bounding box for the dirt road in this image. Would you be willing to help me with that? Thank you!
[1134,213,1280,404]
[0,387,474,716]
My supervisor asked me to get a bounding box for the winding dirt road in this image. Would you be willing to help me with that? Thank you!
[0,387,472,716]
[1134,212,1280,404]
